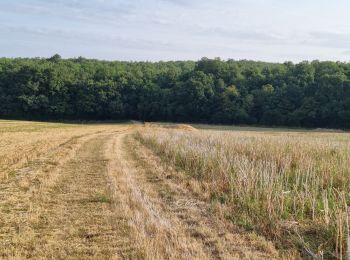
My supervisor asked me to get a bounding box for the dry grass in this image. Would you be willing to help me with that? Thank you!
[121,133,278,259]
[5,119,346,258]
[0,120,133,258]
[0,120,279,259]
[135,126,350,258]
[0,120,130,179]
[145,122,198,132]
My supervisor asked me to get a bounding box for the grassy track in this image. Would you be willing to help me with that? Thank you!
[0,121,133,258]
[0,120,278,259]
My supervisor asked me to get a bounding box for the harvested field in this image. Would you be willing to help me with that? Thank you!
[1,120,281,259]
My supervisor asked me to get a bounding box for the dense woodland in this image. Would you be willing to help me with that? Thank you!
[0,55,350,128]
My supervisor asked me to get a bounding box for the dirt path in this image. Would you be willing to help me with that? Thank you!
[1,128,278,259]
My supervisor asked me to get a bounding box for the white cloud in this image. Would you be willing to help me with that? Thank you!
[0,0,350,62]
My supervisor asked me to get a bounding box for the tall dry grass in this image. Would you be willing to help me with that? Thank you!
[135,128,350,258]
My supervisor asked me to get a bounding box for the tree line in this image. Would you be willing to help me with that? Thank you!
[1,55,350,128]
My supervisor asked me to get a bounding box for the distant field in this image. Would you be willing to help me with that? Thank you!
[192,123,348,133]
[0,120,129,177]
[1,120,349,258]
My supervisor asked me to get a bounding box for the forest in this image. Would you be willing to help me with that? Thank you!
[0,55,349,128]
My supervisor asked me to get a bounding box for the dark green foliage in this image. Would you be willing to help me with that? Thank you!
[0,56,350,128]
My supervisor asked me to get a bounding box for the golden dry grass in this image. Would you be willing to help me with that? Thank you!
[145,122,198,132]
[0,120,133,258]
[1,120,278,259]
[124,134,278,259]
[136,126,350,259]
[0,120,129,179]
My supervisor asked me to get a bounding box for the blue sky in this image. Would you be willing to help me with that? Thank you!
[1,0,350,62]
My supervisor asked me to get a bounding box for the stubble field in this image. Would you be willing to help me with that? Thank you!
[1,120,349,259]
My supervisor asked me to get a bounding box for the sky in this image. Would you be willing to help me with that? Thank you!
[1,0,350,62]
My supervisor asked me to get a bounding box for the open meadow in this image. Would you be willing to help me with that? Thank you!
[1,120,350,259]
